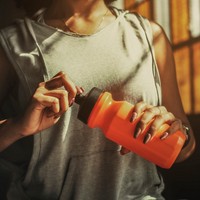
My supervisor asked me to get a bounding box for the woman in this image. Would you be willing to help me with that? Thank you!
[0,0,195,199]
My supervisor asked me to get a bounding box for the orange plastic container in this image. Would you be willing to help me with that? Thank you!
[75,87,186,168]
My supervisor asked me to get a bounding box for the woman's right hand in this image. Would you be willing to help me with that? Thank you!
[17,71,77,137]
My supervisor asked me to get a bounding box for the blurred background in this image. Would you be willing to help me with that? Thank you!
[124,0,200,115]
[0,0,200,199]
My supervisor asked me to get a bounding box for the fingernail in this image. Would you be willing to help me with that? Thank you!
[54,114,60,119]
[160,132,169,140]
[80,87,85,93]
[143,133,152,144]
[69,98,75,107]
[134,127,141,138]
[130,112,137,122]
[76,86,84,94]
[120,148,130,155]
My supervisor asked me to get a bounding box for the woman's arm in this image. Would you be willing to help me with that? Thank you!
[0,45,23,152]
[150,21,196,162]
[0,45,77,152]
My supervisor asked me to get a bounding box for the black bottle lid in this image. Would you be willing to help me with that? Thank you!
[75,87,103,124]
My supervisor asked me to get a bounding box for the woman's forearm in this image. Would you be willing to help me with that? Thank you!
[175,127,196,163]
[0,118,24,152]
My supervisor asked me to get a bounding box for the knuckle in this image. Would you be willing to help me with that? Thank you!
[52,98,59,104]
[135,101,143,108]
[150,120,164,133]
[61,90,68,97]
[177,118,182,124]
[146,107,155,114]
[135,101,147,113]
[138,101,146,107]
[152,116,165,127]
[149,125,157,133]
[159,106,167,112]
[35,86,43,93]
[155,115,163,121]
[61,73,69,81]
[166,112,175,120]
[32,94,42,105]
[32,93,41,101]
[173,118,182,125]
[32,95,38,103]
[38,82,45,87]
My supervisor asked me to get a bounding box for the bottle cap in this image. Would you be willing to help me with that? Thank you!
[75,87,103,124]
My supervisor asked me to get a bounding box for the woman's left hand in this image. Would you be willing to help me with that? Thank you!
[120,101,186,155]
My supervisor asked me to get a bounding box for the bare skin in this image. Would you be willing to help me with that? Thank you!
[0,0,196,163]
[151,22,195,161]
[43,0,116,35]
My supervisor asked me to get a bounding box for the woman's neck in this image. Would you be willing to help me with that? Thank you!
[45,0,108,20]
[44,0,115,35]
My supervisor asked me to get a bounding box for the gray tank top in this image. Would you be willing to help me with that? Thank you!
[0,7,164,200]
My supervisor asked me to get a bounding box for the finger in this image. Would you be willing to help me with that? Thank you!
[149,112,175,132]
[33,93,60,114]
[52,71,64,78]
[133,101,150,115]
[140,106,168,126]
[59,72,77,100]
[133,106,168,139]
[45,75,64,90]
[160,119,182,140]
[41,81,74,108]
[76,86,84,95]
[166,118,182,134]
[143,112,176,143]
[45,72,77,104]
[45,89,69,114]
[132,104,154,138]
[157,106,168,114]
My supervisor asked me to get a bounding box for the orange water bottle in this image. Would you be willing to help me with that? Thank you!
[75,87,186,168]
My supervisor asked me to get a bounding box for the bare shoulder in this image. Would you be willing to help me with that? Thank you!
[149,21,174,75]
[149,21,165,38]
[0,45,17,104]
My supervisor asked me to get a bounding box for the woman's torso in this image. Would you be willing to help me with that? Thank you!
[0,7,164,200]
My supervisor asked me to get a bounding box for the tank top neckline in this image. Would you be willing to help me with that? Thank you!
[33,6,128,38]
